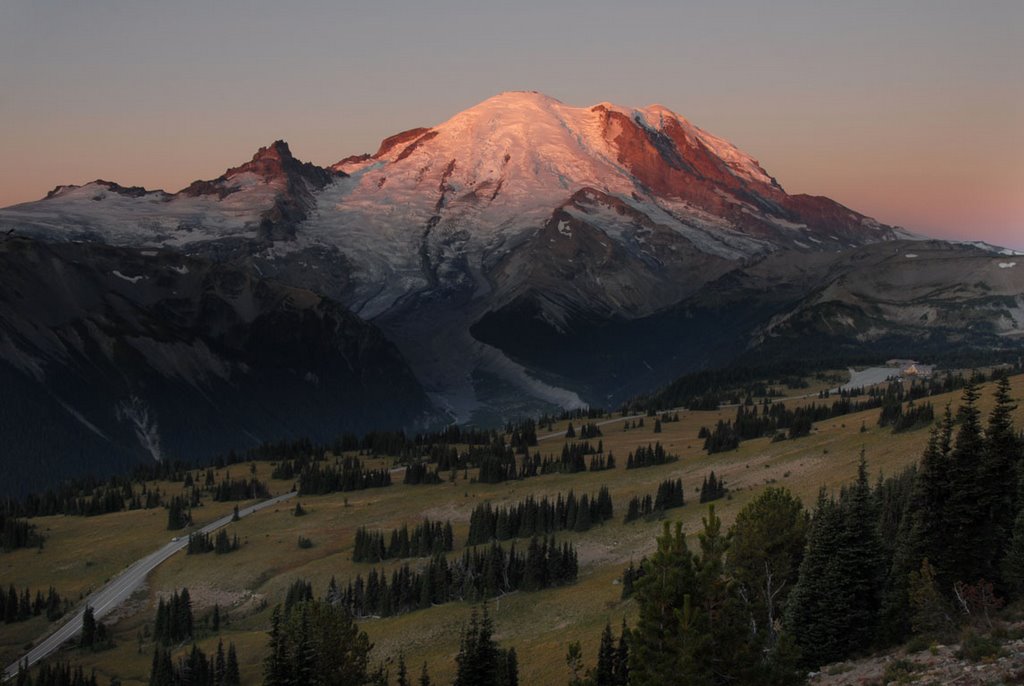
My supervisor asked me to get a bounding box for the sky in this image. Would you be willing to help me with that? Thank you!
[1,0,1021,248]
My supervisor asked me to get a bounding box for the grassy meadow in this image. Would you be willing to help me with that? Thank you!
[4,371,1023,684]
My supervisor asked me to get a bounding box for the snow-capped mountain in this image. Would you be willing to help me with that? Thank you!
[1,92,1019,429]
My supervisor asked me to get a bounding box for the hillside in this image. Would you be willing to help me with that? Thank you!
[0,236,440,495]
[3,371,1022,684]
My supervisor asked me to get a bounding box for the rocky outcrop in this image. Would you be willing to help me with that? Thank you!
[180,140,342,240]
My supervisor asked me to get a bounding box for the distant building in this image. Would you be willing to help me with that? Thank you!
[885,359,934,378]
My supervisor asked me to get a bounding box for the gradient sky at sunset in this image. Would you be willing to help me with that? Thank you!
[1,1,1021,248]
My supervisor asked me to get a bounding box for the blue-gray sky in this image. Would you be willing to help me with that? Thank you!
[1,0,1021,247]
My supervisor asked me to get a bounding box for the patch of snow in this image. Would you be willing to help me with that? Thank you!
[57,400,110,440]
[113,270,145,283]
[557,219,572,237]
[767,216,807,231]
[905,254,918,258]
[171,265,189,275]
[116,396,163,462]
[999,262,1017,269]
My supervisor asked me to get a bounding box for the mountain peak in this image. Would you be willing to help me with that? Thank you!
[485,90,563,106]
[251,140,294,163]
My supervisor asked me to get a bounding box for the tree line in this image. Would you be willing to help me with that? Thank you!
[699,471,727,503]
[403,462,443,485]
[296,457,392,495]
[0,512,44,551]
[13,661,99,686]
[186,529,240,555]
[624,443,679,470]
[1,584,67,623]
[335,537,578,619]
[352,518,454,563]
[148,640,241,686]
[154,588,194,646]
[466,488,614,545]
[624,479,684,523]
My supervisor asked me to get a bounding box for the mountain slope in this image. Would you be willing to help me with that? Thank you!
[1,92,1015,422]
[0,236,439,495]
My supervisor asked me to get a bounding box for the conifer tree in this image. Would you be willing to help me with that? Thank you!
[396,653,409,686]
[454,606,500,686]
[727,487,807,651]
[835,452,884,652]
[982,377,1021,587]
[594,622,616,686]
[785,491,847,667]
[614,619,629,686]
[1002,509,1024,595]
[945,381,988,585]
[80,606,96,649]
[879,408,953,643]
[225,642,241,685]
[628,522,696,685]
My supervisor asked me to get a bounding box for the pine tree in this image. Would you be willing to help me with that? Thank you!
[982,377,1021,588]
[691,504,758,682]
[628,522,696,685]
[502,647,519,686]
[1002,508,1024,595]
[726,487,807,652]
[784,491,847,667]
[263,606,288,686]
[879,409,953,643]
[224,642,241,685]
[614,619,629,686]
[178,587,193,639]
[785,456,885,667]
[944,381,988,585]
[397,653,409,686]
[80,606,96,649]
[574,495,592,532]
[907,559,955,639]
[594,622,616,685]
[419,662,432,686]
[835,452,884,652]
[214,639,226,685]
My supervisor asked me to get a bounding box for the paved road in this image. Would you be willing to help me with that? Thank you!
[537,412,648,442]
[3,491,296,680]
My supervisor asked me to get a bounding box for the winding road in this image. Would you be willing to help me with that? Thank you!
[3,491,296,681]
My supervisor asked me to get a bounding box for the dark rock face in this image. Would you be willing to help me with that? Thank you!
[592,105,899,249]
[371,127,433,159]
[0,237,441,495]
[179,140,343,240]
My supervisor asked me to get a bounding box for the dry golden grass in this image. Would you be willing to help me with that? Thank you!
[6,373,1023,684]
